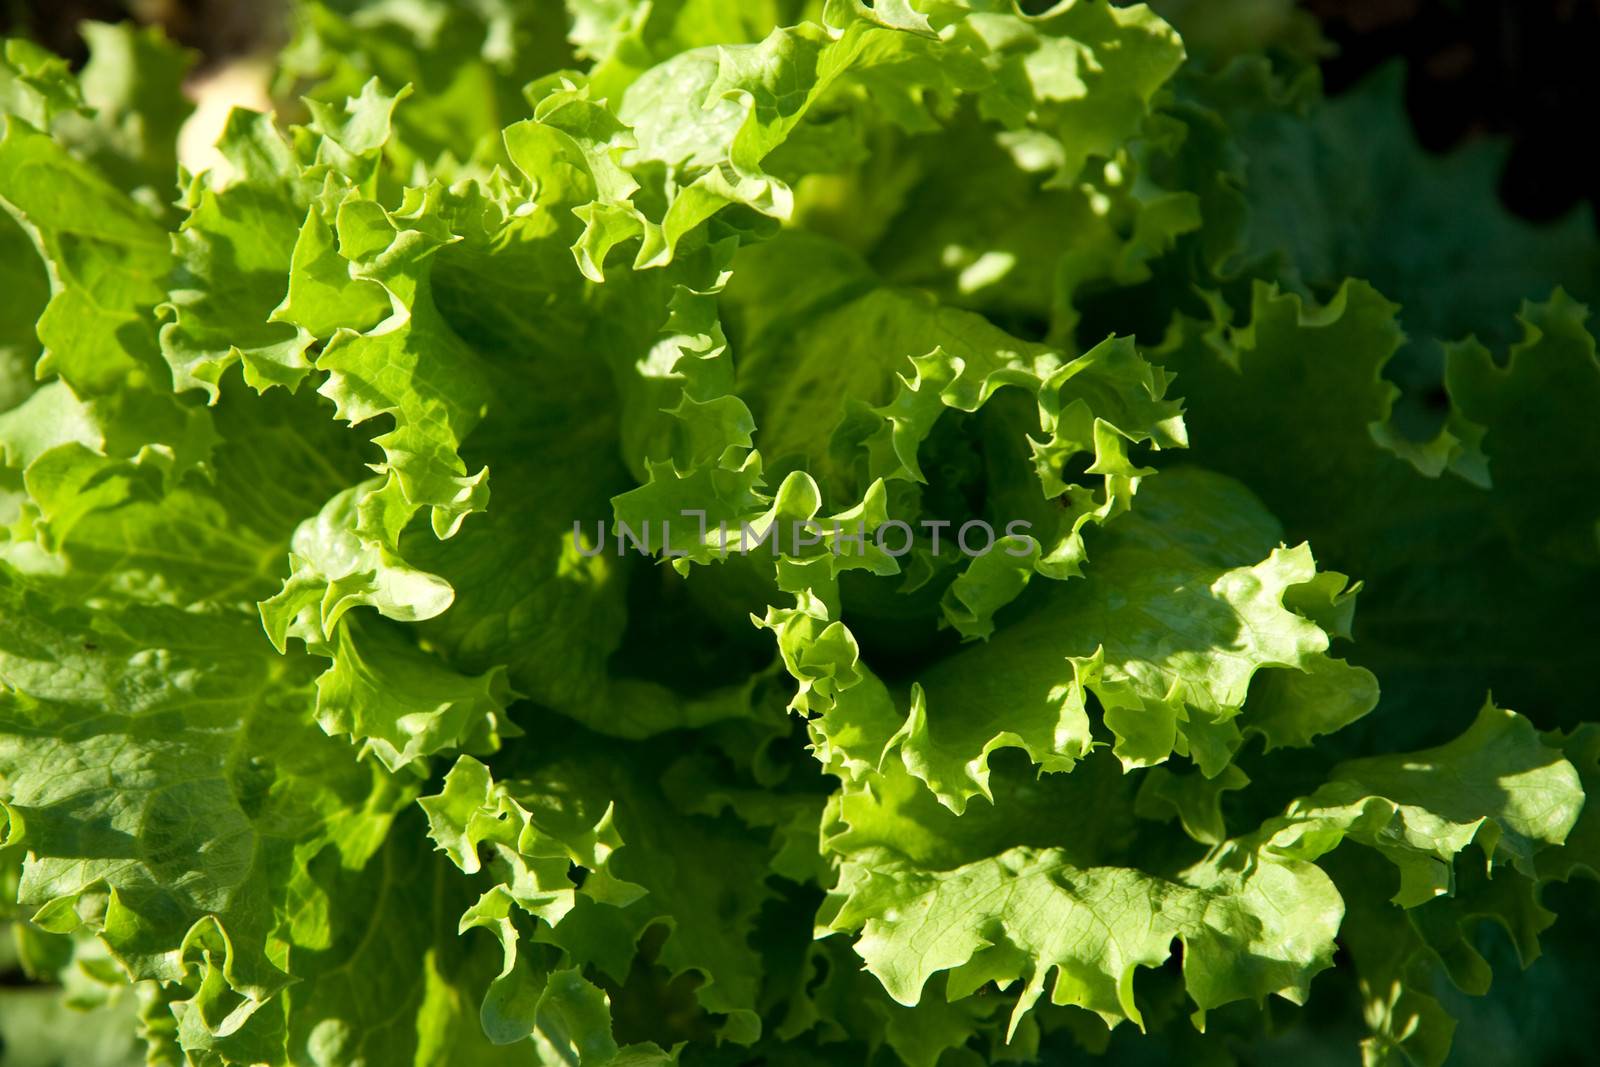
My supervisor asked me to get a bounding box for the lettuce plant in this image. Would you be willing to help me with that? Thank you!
[1,2,1597,1065]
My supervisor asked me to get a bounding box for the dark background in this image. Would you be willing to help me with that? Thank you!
[1309,0,1600,223]
[2,0,1597,222]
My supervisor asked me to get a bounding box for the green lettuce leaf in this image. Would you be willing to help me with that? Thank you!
[3,2,1596,1063]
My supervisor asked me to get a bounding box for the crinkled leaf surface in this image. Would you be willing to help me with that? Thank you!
[1,2,1597,1065]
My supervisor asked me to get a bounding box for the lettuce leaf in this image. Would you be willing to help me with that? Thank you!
[2,2,1596,1065]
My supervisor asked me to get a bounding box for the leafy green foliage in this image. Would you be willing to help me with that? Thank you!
[1,3,1595,1065]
